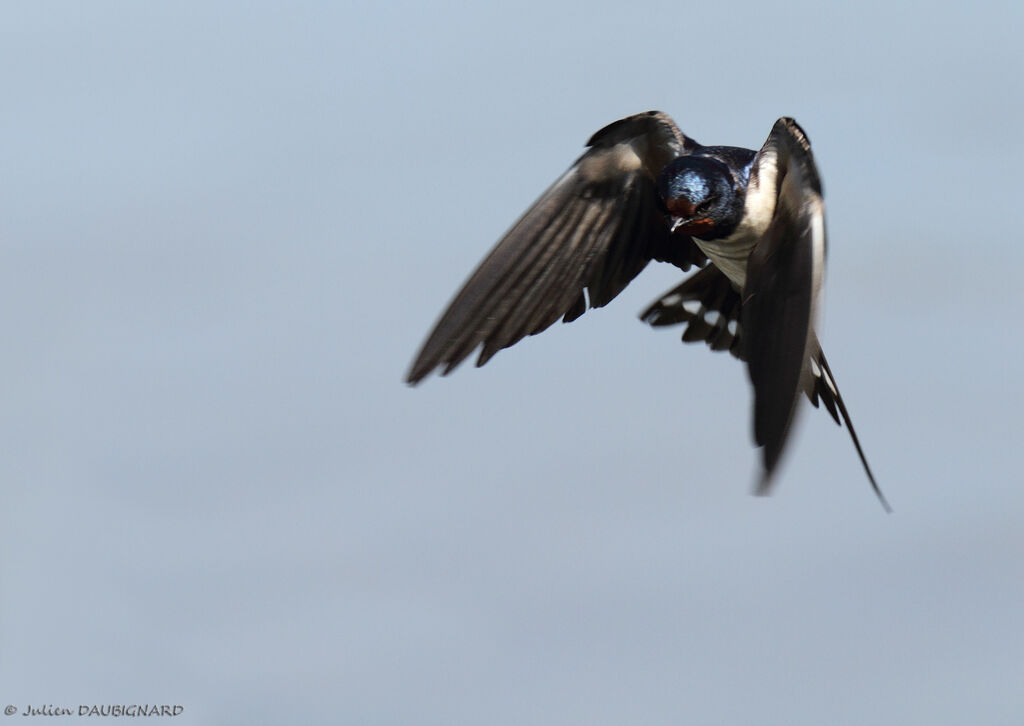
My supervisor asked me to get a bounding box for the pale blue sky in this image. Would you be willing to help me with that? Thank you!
[2,2,1023,724]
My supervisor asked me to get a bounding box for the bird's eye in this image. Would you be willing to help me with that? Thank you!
[695,196,716,214]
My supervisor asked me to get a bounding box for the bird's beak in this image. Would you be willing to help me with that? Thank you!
[667,197,703,235]
[670,216,715,236]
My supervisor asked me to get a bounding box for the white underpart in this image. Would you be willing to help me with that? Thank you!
[693,151,780,289]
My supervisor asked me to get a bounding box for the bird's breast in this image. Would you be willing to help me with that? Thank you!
[696,169,779,289]
[693,233,758,289]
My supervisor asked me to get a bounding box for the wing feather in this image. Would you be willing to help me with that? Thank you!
[407,111,704,384]
[741,118,825,491]
[641,266,744,358]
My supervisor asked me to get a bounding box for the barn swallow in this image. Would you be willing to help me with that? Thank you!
[406,111,889,510]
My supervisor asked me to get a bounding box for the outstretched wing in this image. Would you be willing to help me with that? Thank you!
[406,111,706,384]
[741,117,825,491]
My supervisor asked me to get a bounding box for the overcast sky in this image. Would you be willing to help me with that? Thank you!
[2,2,1023,724]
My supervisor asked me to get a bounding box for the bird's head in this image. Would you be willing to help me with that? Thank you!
[657,156,743,240]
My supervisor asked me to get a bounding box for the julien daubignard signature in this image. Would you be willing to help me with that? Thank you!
[7,704,183,717]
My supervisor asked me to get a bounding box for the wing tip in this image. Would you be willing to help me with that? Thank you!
[405,350,465,386]
[405,362,431,386]
[755,440,786,496]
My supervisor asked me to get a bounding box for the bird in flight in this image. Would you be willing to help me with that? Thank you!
[406,111,889,510]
